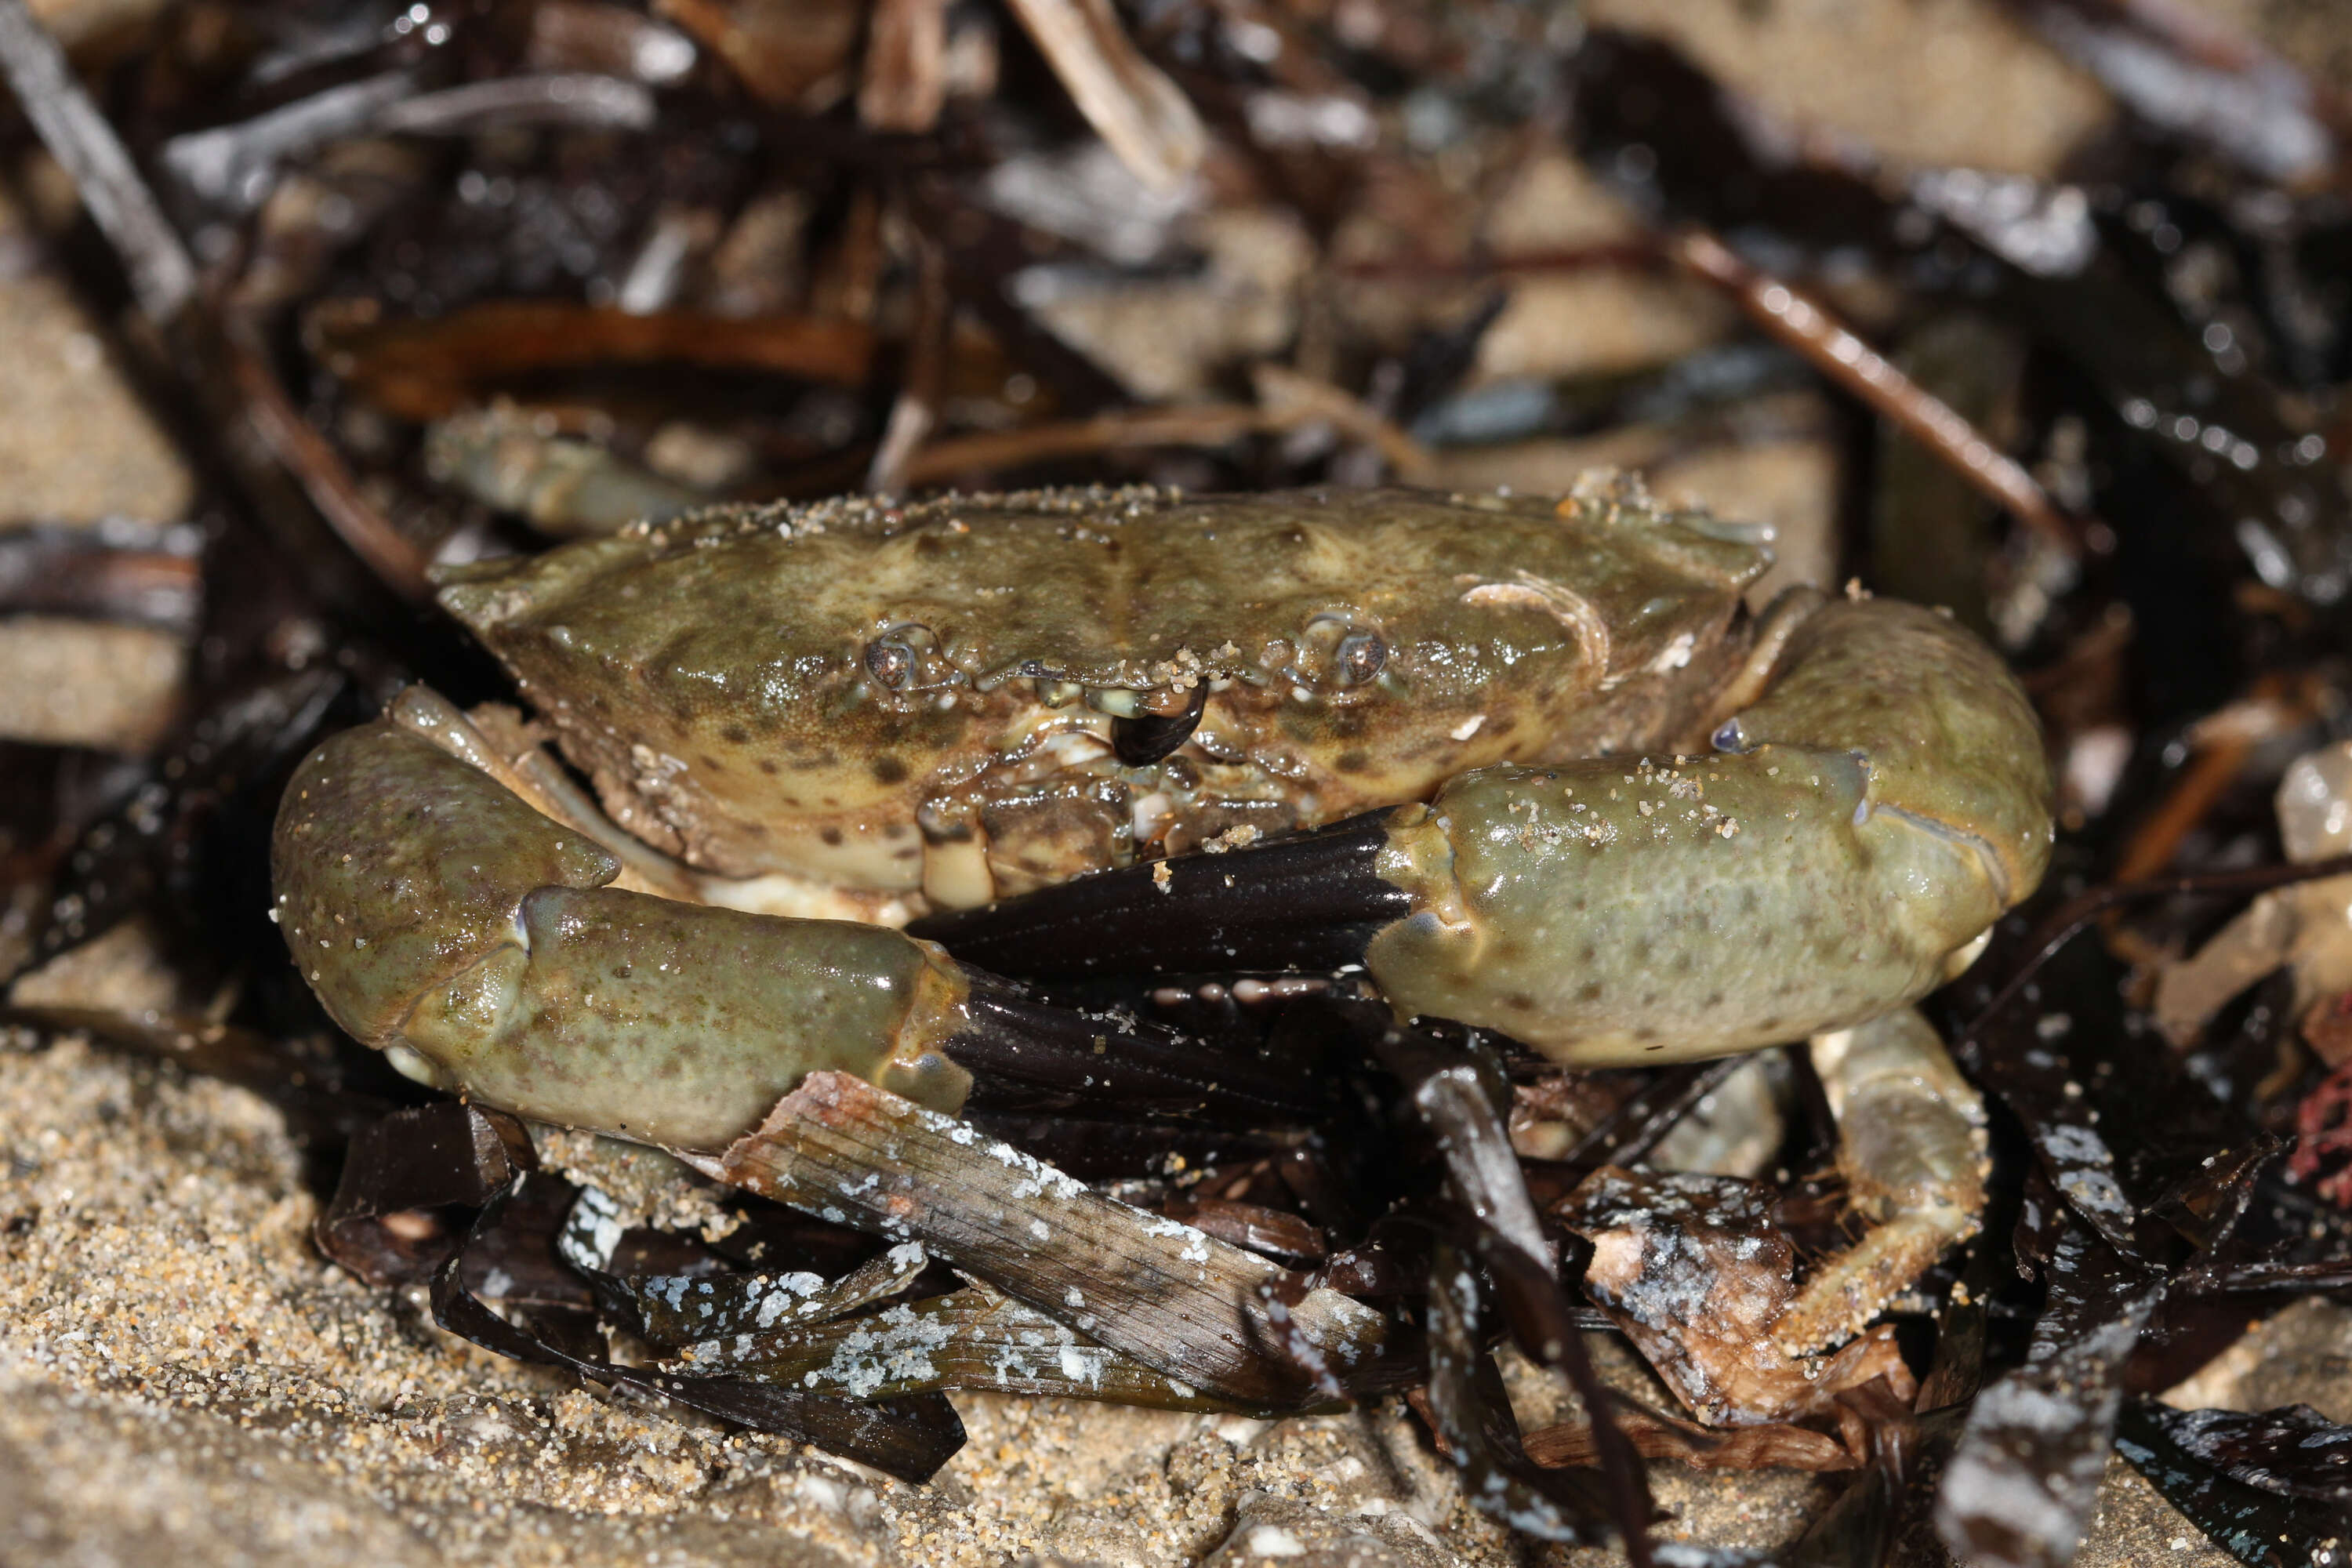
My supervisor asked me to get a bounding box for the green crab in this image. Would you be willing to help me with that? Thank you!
[271,477,2050,1422]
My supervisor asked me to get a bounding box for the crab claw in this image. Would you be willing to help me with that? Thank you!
[274,691,1323,1154]
[916,596,2053,1069]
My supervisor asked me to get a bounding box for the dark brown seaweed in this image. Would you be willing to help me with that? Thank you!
[1935,1224,2169,1568]
[430,1174,967,1484]
[2116,1399,2352,1568]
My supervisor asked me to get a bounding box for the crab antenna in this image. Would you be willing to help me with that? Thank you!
[910,811,1405,979]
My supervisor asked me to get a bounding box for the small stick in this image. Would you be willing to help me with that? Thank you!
[903,381,1432,489]
[906,405,1265,486]
[0,0,194,322]
[1001,0,1203,193]
[0,0,436,607]
[2110,675,2305,883]
[315,299,877,420]
[223,322,434,602]
[1670,227,2089,559]
[866,227,949,495]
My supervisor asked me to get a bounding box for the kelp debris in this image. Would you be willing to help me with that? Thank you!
[702,1069,1401,1411]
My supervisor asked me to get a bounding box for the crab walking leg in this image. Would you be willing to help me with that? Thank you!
[919,597,2054,1063]
[1773,1007,1987,1356]
[274,705,1318,1154]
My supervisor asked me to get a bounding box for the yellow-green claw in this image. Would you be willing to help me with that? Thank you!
[1364,597,2053,1065]
[272,718,973,1153]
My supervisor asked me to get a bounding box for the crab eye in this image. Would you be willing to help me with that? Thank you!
[1334,629,1387,687]
[1711,717,1751,754]
[865,637,916,690]
[1297,614,1385,690]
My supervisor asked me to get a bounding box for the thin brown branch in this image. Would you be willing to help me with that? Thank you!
[0,0,194,322]
[902,376,1432,490]
[310,299,875,420]
[904,405,1267,487]
[866,228,949,495]
[2111,675,2307,883]
[1250,364,1436,483]
[224,321,434,603]
[1669,227,2090,561]
[1001,0,1203,193]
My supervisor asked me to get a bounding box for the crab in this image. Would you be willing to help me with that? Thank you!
[270,477,2051,1428]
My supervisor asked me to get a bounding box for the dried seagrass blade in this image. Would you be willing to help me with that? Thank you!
[693,1070,1401,1410]
[959,1111,1303,1181]
[1783,1404,1967,1568]
[673,1285,1261,1412]
[431,1171,966,1485]
[1163,1196,1327,1265]
[21,663,348,978]
[908,811,1404,978]
[650,1241,931,1346]
[1951,856,2352,1258]
[1362,1011,1552,1266]
[2125,1401,2352,1507]
[1443,1214,1662,1536]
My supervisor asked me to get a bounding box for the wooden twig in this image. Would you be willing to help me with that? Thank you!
[906,405,1265,485]
[2111,676,2307,883]
[866,227,949,495]
[1002,0,1203,193]
[858,0,949,133]
[902,374,1432,489]
[223,321,434,603]
[1670,227,2090,560]
[0,0,194,322]
[311,299,876,420]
